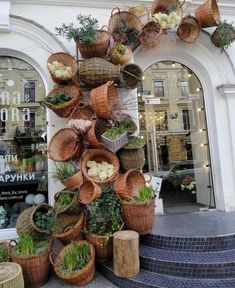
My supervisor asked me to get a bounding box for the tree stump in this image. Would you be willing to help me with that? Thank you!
[113,230,139,278]
[0,262,24,288]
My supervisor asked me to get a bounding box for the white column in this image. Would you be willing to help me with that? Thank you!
[0,1,11,33]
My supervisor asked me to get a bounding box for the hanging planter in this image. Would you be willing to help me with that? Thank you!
[138,21,162,48]
[109,44,133,66]
[53,190,82,215]
[177,15,201,43]
[69,103,95,121]
[79,180,102,204]
[194,0,220,28]
[128,4,150,25]
[121,63,143,90]
[101,129,128,153]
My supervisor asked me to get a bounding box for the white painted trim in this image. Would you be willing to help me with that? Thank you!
[0,1,11,32]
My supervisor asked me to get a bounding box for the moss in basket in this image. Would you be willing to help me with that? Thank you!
[86,189,123,237]
[33,209,56,232]
[123,185,155,205]
[52,161,77,182]
[58,241,90,275]
[0,245,8,262]
[54,191,74,212]
[55,14,98,44]
[214,20,235,52]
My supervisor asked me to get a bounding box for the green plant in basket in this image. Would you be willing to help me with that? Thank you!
[54,191,74,212]
[33,209,56,232]
[123,136,145,149]
[123,185,155,205]
[114,19,139,46]
[0,245,8,262]
[52,161,77,182]
[46,92,72,106]
[104,125,126,140]
[212,20,235,52]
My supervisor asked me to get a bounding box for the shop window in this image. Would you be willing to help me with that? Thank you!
[153,80,164,97]
[179,81,189,98]
[182,109,192,130]
[23,81,36,102]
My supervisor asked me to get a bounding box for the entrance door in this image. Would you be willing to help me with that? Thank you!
[138,61,215,214]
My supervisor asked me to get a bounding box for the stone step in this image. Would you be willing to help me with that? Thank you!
[99,261,235,288]
[140,244,235,278]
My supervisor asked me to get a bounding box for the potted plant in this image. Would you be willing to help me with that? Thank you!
[101,125,128,153]
[181,175,197,203]
[9,233,53,287]
[50,240,95,286]
[53,190,81,215]
[211,20,235,52]
[0,242,9,262]
[109,44,133,66]
[55,14,110,59]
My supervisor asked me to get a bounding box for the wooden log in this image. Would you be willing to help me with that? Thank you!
[113,230,139,278]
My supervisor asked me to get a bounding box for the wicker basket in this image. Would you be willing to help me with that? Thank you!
[62,170,83,190]
[151,0,184,15]
[45,86,81,118]
[81,149,120,184]
[108,7,142,47]
[0,242,9,262]
[50,240,95,286]
[114,169,146,200]
[138,21,162,48]
[121,64,143,90]
[195,0,220,28]
[77,28,111,59]
[69,103,95,120]
[48,128,83,162]
[79,58,121,88]
[101,131,128,153]
[52,212,84,245]
[128,4,150,25]
[47,52,78,85]
[16,204,56,238]
[0,262,24,288]
[54,190,81,215]
[85,118,111,148]
[118,147,145,172]
[122,199,155,235]
[109,45,133,66]
[90,81,120,120]
[211,28,235,48]
[177,15,201,43]
[79,180,102,204]
[9,239,53,287]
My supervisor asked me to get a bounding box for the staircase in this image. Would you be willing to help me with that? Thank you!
[98,212,235,288]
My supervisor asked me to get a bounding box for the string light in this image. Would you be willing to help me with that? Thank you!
[172,62,176,67]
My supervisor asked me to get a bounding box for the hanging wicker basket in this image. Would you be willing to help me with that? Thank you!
[194,0,220,28]
[77,27,111,59]
[114,169,146,200]
[211,28,235,48]
[151,0,184,15]
[128,4,150,25]
[81,149,120,184]
[9,239,53,287]
[122,199,155,235]
[54,190,82,215]
[177,15,201,43]
[79,58,121,88]
[118,147,145,172]
[16,204,56,238]
[50,241,95,286]
[61,170,83,190]
[138,21,162,48]
[90,81,121,120]
[79,180,102,204]
[48,128,83,162]
[45,86,81,118]
[52,212,84,245]
[85,118,111,148]
[69,103,95,121]
[0,262,24,288]
[47,52,78,85]
[0,242,10,262]
[109,45,133,66]
[121,63,143,90]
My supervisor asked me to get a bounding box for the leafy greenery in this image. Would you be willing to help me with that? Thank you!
[86,190,123,237]
[167,4,177,14]
[103,126,126,140]
[55,14,98,43]
[54,191,74,212]
[215,20,235,52]
[123,185,155,205]
[114,19,139,46]
[52,162,77,182]
[58,241,90,275]
[33,209,56,232]
[12,234,49,256]
[0,245,8,262]
[123,136,145,149]
[45,92,72,106]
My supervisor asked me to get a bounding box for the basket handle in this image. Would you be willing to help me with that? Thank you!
[179,0,185,7]
[49,251,58,266]
[100,25,110,32]
[111,7,121,16]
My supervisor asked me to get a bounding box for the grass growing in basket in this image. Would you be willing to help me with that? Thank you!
[54,191,74,213]
[0,245,8,262]
[58,241,90,275]
[123,185,155,204]
[104,126,126,140]
[52,161,77,182]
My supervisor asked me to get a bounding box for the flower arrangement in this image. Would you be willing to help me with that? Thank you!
[153,11,181,30]
[67,119,92,133]
[87,161,115,181]
[181,176,197,202]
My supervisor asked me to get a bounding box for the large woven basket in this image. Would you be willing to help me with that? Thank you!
[47,52,78,85]
[114,169,146,200]
[118,147,145,172]
[61,170,83,190]
[79,58,121,88]
[9,239,53,287]
[69,103,95,120]
[0,262,24,288]
[54,190,81,215]
[52,212,84,245]
[85,118,111,148]
[77,28,111,59]
[90,81,120,120]
[45,86,81,118]
[195,0,220,28]
[151,0,184,15]
[48,128,83,162]
[121,64,143,90]
[177,15,201,43]
[79,180,102,204]
[108,7,142,47]
[50,240,95,286]
[16,204,56,238]
[0,242,10,262]
[138,21,162,48]
[81,149,120,184]
[122,199,155,235]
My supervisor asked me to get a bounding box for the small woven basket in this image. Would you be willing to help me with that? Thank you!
[50,241,95,286]
[69,103,95,121]
[85,118,111,149]
[122,199,155,235]
[81,149,120,184]
[47,52,78,85]
[211,28,235,48]
[138,21,162,48]
[79,180,102,204]
[45,86,81,118]
[77,28,111,59]
[101,131,128,153]
[0,262,24,288]
[109,45,133,66]
[62,170,83,190]
[52,212,84,245]
[118,147,145,172]
[90,81,120,120]
[54,190,81,215]
[48,128,83,162]
[128,4,150,25]
[0,242,9,262]
[195,0,220,28]
[121,63,143,90]
[114,169,146,200]
[79,58,121,88]
[177,15,201,43]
